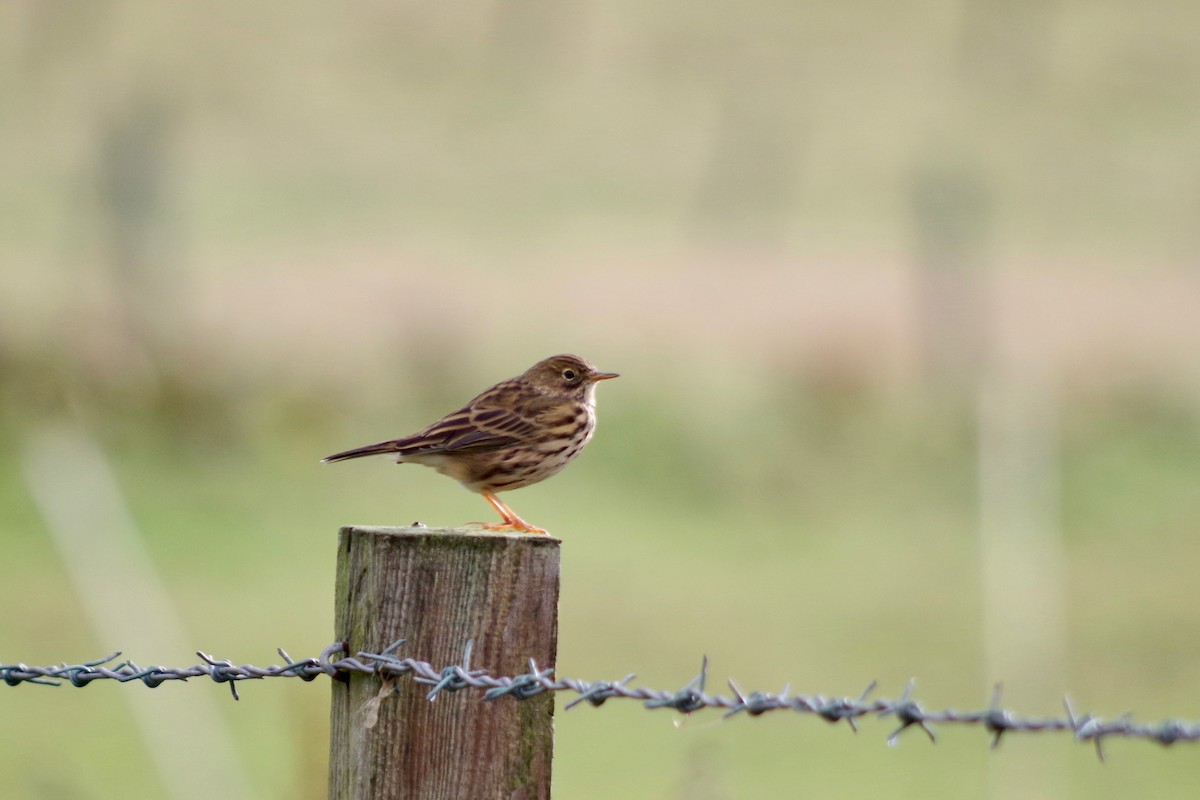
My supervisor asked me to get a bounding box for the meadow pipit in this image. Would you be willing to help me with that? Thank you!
[322,354,618,534]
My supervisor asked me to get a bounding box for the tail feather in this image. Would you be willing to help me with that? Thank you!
[321,440,401,463]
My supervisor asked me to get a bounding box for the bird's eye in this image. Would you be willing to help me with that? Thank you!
[562,369,577,381]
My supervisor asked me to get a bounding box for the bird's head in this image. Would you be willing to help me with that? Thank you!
[524,354,619,398]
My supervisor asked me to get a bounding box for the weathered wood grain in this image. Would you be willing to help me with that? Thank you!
[328,526,560,800]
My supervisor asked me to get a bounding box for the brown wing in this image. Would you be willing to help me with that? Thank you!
[322,372,556,463]
[415,404,535,454]
[322,396,540,462]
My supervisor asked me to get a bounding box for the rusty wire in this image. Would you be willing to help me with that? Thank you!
[4,639,1197,759]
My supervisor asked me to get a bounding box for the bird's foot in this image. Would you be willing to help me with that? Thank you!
[478,490,549,534]
[480,520,549,535]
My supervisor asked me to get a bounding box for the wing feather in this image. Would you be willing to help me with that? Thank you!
[322,379,544,462]
[392,403,537,454]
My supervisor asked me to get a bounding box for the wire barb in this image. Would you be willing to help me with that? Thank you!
[6,640,1200,755]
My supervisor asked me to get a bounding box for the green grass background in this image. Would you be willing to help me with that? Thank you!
[3,1,1200,798]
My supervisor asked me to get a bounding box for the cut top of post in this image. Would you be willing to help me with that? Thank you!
[340,525,563,544]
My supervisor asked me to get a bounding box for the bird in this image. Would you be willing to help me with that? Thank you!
[322,354,618,534]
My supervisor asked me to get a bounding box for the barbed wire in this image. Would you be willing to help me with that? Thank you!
[4,639,1197,759]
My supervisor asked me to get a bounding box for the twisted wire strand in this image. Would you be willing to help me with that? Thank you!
[4,640,1196,758]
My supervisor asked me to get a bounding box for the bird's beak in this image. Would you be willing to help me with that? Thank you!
[589,371,620,382]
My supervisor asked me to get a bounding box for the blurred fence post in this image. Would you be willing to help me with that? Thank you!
[327,526,560,800]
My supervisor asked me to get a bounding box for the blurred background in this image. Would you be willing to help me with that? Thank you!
[3,1,1200,798]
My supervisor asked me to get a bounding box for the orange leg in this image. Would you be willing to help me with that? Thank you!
[481,491,547,534]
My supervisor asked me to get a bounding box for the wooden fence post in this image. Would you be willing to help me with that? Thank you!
[327,526,560,800]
